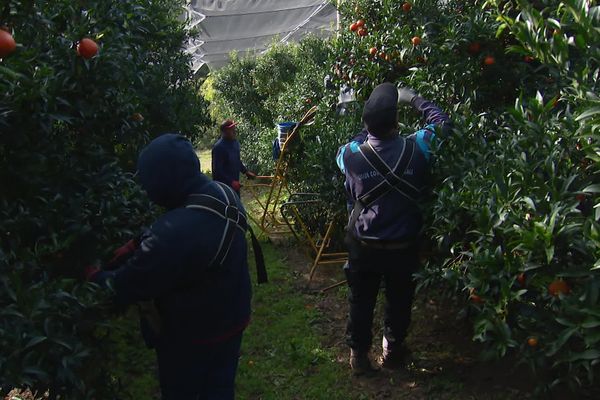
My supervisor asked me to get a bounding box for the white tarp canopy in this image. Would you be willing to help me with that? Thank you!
[185,0,338,71]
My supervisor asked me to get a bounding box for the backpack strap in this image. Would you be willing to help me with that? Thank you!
[347,138,419,233]
[185,182,267,283]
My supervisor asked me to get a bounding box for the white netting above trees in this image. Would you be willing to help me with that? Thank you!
[185,0,338,71]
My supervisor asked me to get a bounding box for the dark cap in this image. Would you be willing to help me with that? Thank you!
[220,119,237,131]
[362,82,398,137]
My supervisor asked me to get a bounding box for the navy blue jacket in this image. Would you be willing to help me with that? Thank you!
[95,134,251,346]
[212,138,247,186]
[336,96,450,241]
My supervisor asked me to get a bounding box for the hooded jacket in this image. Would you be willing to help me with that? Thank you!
[95,134,251,345]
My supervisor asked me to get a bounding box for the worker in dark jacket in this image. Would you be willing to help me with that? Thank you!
[87,134,252,399]
[212,119,256,193]
[336,83,450,375]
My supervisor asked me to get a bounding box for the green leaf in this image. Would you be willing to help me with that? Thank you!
[582,319,600,329]
[576,107,600,121]
[566,349,600,362]
[583,184,600,193]
[25,336,47,349]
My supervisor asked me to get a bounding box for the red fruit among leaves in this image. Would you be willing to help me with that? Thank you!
[548,279,570,297]
[0,29,16,58]
[484,55,495,65]
[468,42,481,55]
[77,38,99,59]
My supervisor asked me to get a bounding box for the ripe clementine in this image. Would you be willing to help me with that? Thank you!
[132,113,144,122]
[369,47,377,56]
[402,2,412,12]
[548,279,570,297]
[356,19,365,28]
[527,337,538,347]
[467,42,481,55]
[350,23,358,32]
[0,30,16,58]
[517,273,526,286]
[524,55,534,63]
[470,293,483,304]
[358,28,368,37]
[77,38,98,59]
[484,55,495,65]
[379,51,386,59]
[411,36,422,46]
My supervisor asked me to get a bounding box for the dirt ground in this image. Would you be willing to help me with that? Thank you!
[273,240,595,400]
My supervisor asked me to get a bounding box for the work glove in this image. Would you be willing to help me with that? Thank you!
[232,180,241,191]
[84,264,100,281]
[107,238,138,267]
[397,87,418,105]
[245,171,257,180]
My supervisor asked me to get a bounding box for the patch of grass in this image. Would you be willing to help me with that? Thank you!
[237,240,353,400]
[108,312,159,399]
[196,149,212,174]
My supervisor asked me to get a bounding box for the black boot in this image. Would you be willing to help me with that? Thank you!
[350,349,380,376]
[378,336,411,369]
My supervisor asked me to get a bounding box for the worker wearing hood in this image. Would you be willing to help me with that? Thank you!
[89,134,251,399]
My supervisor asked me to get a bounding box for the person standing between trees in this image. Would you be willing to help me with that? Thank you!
[86,134,252,399]
[212,119,257,193]
[336,83,451,375]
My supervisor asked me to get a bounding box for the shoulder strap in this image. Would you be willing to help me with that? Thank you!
[347,138,418,232]
[185,182,247,267]
[185,182,268,283]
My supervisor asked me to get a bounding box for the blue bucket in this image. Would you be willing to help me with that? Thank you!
[276,122,297,148]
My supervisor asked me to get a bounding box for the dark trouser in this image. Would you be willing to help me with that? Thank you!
[156,333,243,400]
[344,234,418,352]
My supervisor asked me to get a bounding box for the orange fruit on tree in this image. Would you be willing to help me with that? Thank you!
[369,47,377,56]
[0,29,16,58]
[484,55,495,65]
[548,279,570,297]
[350,23,358,32]
[358,28,368,37]
[517,273,526,286]
[132,113,144,122]
[527,337,538,347]
[402,2,412,12]
[470,291,483,304]
[356,19,365,28]
[524,55,534,63]
[379,51,386,59]
[77,38,99,59]
[467,42,481,55]
[411,36,422,46]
